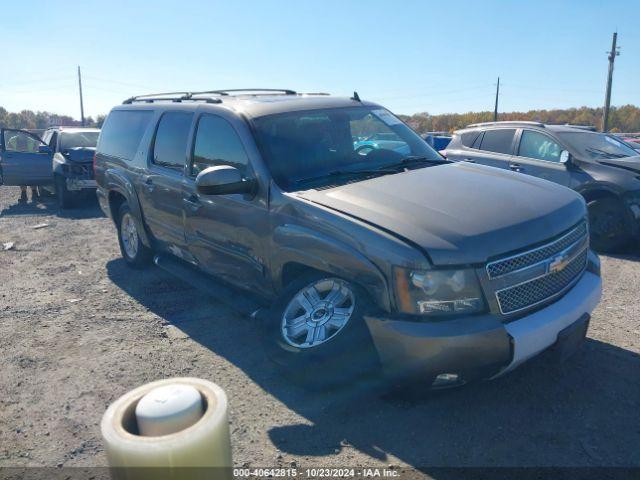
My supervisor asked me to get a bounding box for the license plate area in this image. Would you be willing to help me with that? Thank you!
[552,313,590,361]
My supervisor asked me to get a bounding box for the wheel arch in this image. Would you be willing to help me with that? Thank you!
[105,170,152,248]
[272,225,392,312]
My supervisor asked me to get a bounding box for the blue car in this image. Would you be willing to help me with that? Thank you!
[353,132,411,156]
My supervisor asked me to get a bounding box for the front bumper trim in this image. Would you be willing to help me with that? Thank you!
[492,271,601,377]
[364,270,602,383]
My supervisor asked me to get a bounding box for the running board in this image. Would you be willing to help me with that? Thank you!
[153,253,266,317]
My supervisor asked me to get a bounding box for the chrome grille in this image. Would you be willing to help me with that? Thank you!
[487,221,587,279]
[496,248,588,314]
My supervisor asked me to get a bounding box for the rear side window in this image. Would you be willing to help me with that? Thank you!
[190,114,250,176]
[460,131,481,147]
[98,110,153,160]
[152,112,194,169]
[479,129,515,154]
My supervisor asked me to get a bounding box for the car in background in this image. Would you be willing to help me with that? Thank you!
[353,132,410,156]
[423,132,452,152]
[444,121,640,252]
[0,126,100,208]
[615,134,640,153]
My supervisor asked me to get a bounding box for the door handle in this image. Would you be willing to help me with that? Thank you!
[509,163,524,172]
[463,158,475,163]
[183,194,201,212]
[142,176,155,192]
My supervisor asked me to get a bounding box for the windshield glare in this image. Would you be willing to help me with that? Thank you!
[557,131,638,159]
[59,131,99,151]
[253,107,442,190]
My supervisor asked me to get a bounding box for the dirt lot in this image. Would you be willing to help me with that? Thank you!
[1,185,639,474]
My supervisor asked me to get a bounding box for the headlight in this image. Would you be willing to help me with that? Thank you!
[394,267,485,316]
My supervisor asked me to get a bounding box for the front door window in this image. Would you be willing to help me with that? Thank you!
[3,130,44,153]
[518,130,562,162]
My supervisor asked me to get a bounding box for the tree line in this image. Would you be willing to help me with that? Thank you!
[0,107,105,131]
[2,104,639,134]
[398,104,640,134]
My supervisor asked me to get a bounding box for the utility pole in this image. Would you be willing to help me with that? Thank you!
[493,76,500,122]
[77,66,85,127]
[602,32,620,132]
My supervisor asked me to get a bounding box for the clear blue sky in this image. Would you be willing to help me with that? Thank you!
[1,0,638,120]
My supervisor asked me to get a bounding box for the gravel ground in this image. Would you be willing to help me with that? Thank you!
[0,185,639,474]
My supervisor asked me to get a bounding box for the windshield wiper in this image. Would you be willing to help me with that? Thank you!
[378,155,449,170]
[295,168,396,186]
[585,147,627,159]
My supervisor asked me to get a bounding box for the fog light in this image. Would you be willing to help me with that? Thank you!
[431,373,462,388]
[417,298,482,315]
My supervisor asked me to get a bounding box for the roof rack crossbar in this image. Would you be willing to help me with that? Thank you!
[123,88,297,104]
[199,88,297,96]
[466,120,545,128]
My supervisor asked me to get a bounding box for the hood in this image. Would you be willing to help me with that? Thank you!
[62,147,96,163]
[298,163,586,266]
[595,155,640,173]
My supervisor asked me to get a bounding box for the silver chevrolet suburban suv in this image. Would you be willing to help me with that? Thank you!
[94,89,602,388]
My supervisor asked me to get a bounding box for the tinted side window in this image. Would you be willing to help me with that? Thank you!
[518,130,562,162]
[461,131,481,147]
[191,115,250,176]
[479,129,515,154]
[98,110,153,160]
[152,112,194,169]
[471,131,484,149]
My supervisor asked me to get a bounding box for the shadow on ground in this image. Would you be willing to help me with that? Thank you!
[0,192,104,219]
[106,258,640,470]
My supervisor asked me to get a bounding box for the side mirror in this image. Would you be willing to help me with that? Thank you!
[195,165,256,196]
[559,150,571,164]
[38,145,52,154]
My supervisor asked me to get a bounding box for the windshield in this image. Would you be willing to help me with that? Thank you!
[253,106,442,190]
[557,131,638,159]
[59,131,99,151]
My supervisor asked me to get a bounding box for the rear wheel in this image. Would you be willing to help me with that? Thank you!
[588,197,632,253]
[116,203,152,268]
[54,175,74,209]
[263,272,379,389]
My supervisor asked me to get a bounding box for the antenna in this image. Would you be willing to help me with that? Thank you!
[351,91,361,102]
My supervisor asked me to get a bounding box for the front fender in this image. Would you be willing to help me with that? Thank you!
[104,169,152,248]
[271,224,392,312]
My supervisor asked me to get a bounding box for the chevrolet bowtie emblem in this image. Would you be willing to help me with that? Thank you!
[548,253,570,274]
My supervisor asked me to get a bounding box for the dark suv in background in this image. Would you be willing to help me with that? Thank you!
[94,90,601,389]
[444,121,640,252]
[0,126,100,208]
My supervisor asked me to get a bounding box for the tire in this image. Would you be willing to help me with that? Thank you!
[54,175,74,209]
[263,272,380,390]
[116,203,152,268]
[588,197,632,253]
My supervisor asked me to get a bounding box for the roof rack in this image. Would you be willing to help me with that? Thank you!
[554,124,597,131]
[208,88,297,96]
[122,88,297,104]
[466,120,545,128]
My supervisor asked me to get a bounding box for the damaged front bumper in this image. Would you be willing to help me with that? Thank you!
[364,262,602,387]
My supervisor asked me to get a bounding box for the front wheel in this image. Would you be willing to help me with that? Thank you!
[588,197,632,253]
[263,273,379,389]
[54,175,74,209]
[116,203,152,268]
